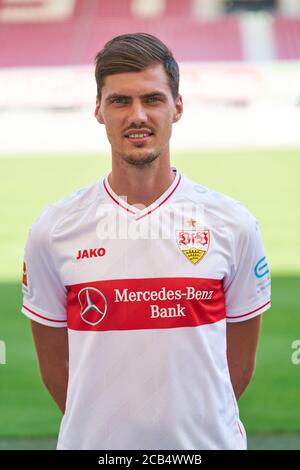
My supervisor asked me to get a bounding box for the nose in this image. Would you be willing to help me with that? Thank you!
[128,100,147,126]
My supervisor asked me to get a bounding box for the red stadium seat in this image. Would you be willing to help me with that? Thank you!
[273,17,300,60]
[2,0,300,66]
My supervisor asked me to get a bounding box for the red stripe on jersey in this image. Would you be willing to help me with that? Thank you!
[135,174,182,221]
[103,178,136,214]
[226,300,270,320]
[103,172,181,220]
[22,305,66,323]
[65,277,225,332]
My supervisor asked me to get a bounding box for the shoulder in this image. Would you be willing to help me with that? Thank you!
[179,173,258,234]
[27,180,100,245]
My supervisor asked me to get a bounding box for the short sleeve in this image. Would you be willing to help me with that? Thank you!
[224,213,271,323]
[21,208,67,327]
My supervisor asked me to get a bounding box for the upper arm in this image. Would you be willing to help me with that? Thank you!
[22,208,69,411]
[226,315,262,371]
[31,320,68,380]
[223,208,270,398]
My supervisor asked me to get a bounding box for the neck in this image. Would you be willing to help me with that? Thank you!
[108,154,175,207]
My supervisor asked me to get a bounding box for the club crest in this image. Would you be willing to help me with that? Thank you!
[176,230,210,264]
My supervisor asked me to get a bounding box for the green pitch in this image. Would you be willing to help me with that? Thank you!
[0,148,299,442]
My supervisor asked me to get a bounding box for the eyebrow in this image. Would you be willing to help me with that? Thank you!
[105,91,167,102]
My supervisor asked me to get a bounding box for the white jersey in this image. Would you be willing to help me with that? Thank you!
[22,168,271,450]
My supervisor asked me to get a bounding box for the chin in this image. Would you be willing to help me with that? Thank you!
[123,152,160,168]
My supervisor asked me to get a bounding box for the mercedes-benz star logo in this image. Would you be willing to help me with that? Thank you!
[78,287,107,326]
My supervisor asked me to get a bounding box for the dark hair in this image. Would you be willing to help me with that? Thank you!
[95,33,179,101]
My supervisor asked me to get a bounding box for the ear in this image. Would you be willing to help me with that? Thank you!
[172,94,183,123]
[94,96,104,124]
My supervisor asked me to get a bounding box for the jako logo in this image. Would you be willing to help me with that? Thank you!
[76,248,106,260]
[254,256,269,278]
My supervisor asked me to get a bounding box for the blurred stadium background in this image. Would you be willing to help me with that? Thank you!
[0,0,299,450]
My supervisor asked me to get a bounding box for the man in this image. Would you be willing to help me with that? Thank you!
[22,33,271,450]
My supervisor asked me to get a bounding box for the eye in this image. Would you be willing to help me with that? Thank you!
[146,96,161,103]
[111,97,130,105]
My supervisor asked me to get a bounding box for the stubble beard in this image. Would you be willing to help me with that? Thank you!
[122,151,160,169]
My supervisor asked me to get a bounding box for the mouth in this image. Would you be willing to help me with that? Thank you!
[124,130,154,145]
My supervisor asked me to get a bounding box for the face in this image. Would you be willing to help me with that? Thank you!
[95,64,183,167]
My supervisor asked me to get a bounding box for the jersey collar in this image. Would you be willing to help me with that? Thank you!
[103,167,181,221]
